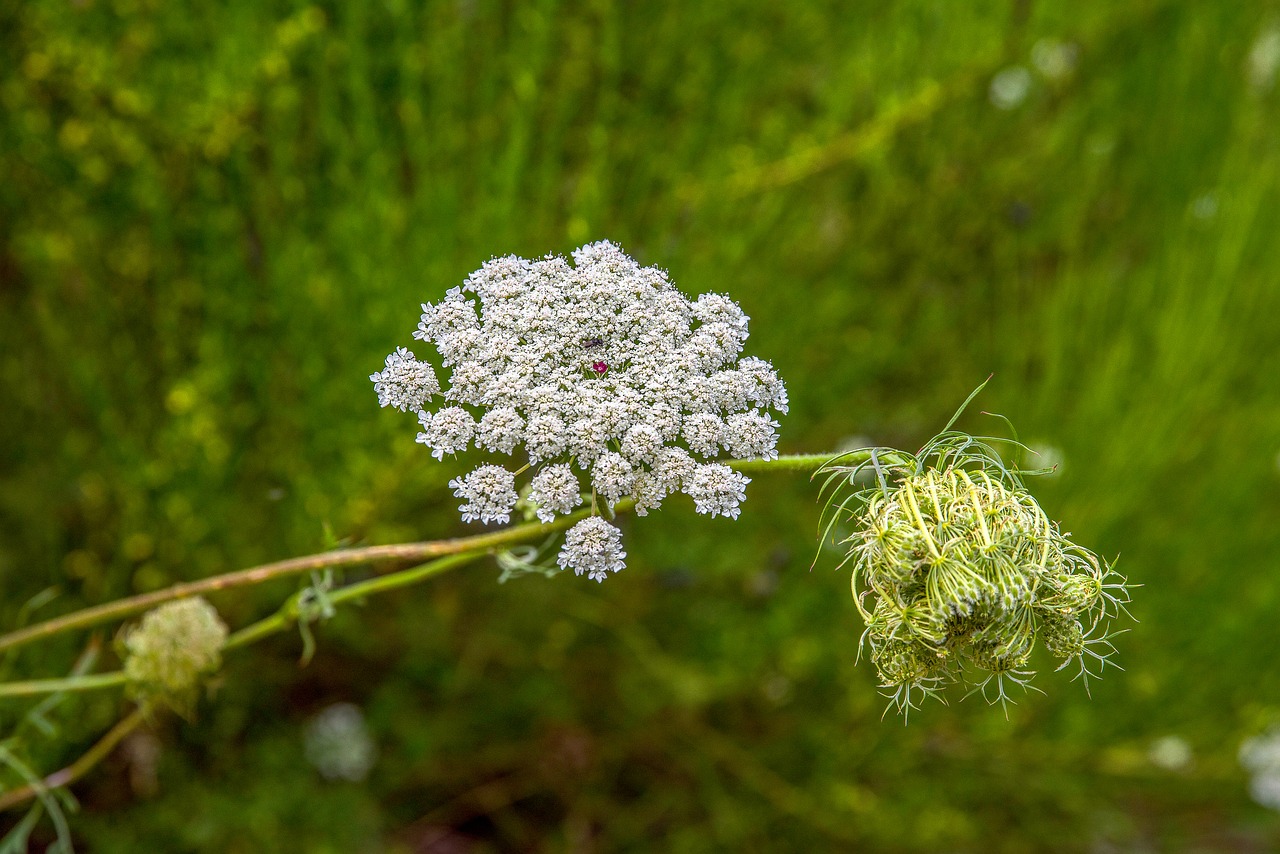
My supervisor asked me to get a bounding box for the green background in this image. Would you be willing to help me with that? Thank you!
[3,0,1280,850]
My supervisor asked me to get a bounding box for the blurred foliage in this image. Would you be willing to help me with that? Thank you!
[2,0,1280,850]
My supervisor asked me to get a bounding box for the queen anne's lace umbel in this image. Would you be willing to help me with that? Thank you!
[373,241,788,579]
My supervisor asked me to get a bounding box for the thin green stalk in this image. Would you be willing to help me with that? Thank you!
[728,453,847,474]
[0,553,490,705]
[0,452,851,663]
[0,510,588,658]
[225,550,485,651]
[0,707,146,812]
[0,672,126,699]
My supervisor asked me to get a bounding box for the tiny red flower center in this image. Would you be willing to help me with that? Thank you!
[592,361,608,375]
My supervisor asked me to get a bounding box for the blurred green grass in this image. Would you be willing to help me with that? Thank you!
[2,0,1280,850]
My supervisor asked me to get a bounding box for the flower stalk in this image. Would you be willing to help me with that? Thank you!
[0,453,855,664]
[0,450,853,814]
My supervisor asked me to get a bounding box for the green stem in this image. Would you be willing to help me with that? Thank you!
[224,551,485,651]
[0,510,590,658]
[728,453,842,474]
[0,552,491,703]
[0,672,126,699]
[0,451,857,661]
[0,707,146,812]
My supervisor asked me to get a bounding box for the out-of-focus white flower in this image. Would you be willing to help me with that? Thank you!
[1241,729,1280,774]
[121,597,228,714]
[376,241,787,578]
[1031,38,1079,82]
[1240,727,1280,811]
[1192,193,1219,221]
[1247,21,1280,93]
[1251,774,1280,811]
[989,66,1032,110]
[305,703,377,782]
[1148,735,1192,771]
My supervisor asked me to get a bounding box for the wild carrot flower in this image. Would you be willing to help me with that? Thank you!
[374,241,787,577]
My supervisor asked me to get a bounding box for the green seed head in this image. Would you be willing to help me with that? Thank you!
[827,432,1132,716]
[120,597,228,715]
[1039,611,1086,659]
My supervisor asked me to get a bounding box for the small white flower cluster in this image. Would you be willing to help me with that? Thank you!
[1241,728,1280,810]
[305,702,378,783]
[373,241,787,580]
[371,347,440,412]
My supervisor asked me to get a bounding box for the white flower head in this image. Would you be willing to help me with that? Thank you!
[449,464,518,524]
[477,407,525,454]
[630,471,668,516]
[558,517,626,582]
[530,464,583,523]
[724,411,780,461]
[416,406,476,459]
[377,240,787,578]
[653,446,696,491]
[682,413,725,458]
[371,347,439,412]
[686,463,751,519]
[591,452,637,503]
[620,424,664,465]
[121,597,228,714]
[305,703,378,783]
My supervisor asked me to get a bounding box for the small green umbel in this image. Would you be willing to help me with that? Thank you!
[119,597,228,716]
[821,430,1131,718]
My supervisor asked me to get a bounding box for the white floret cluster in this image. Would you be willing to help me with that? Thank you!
[372,241,787,581]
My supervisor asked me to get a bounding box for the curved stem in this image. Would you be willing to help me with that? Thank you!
[0,707,146,812]
[0,452,855,662]
[0,449,863,813]
[0,552,496,812]
[224,550,485,652]
[0,510,590,658]
[0,552,492,705]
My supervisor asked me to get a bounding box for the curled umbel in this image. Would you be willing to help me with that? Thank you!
[823,432,1131,716]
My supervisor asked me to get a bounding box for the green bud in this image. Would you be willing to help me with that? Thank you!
[1039,611,1085,660]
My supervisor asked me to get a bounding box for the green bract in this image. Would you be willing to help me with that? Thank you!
[821,431,1131,717]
